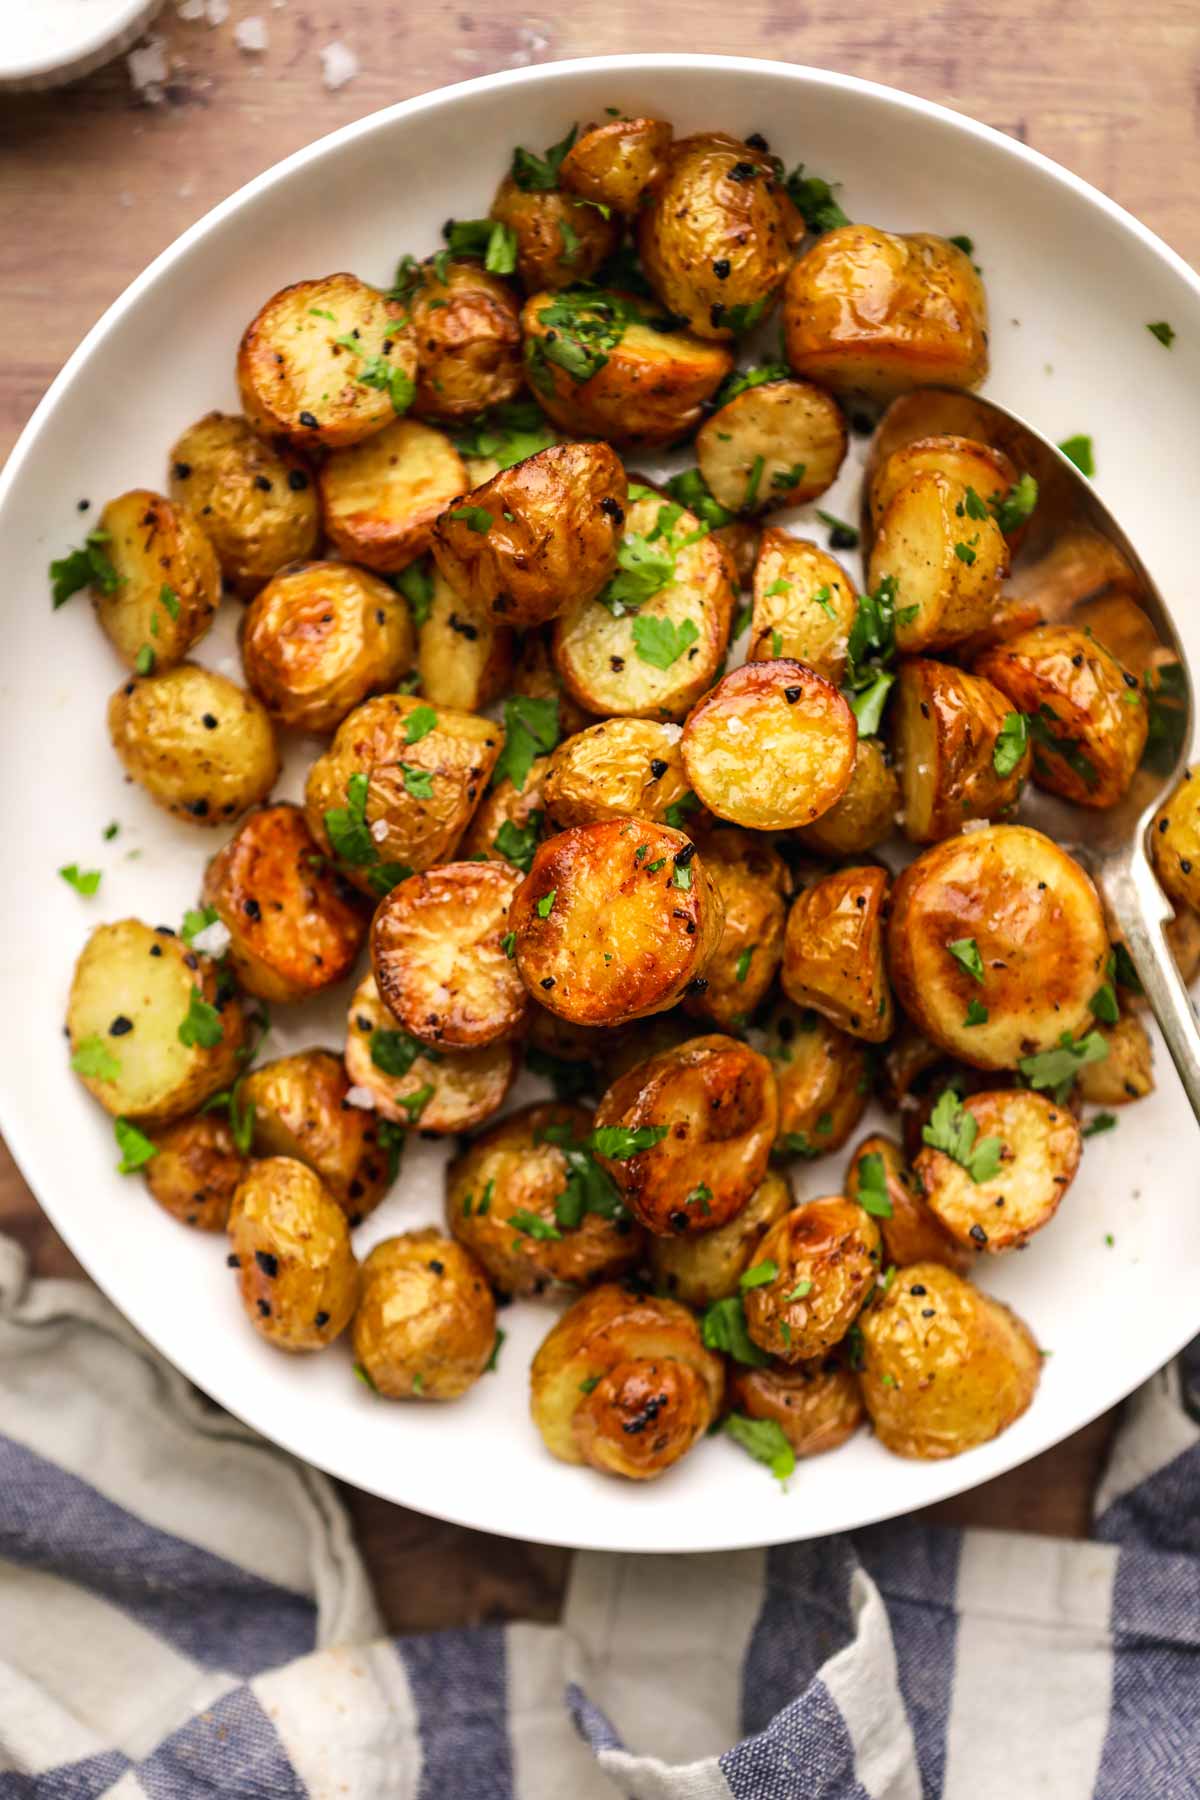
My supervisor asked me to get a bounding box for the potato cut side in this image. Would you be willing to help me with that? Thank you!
[320,418,468,573]
[542,718,691,829]
[748,530,856,682]
[781,865,893,1043]
[344,974,516,1133]
[95,489,220,671]
[416,566,513,714]
[696,379,847,514]
[893,658,1030,844]
[914,1089,1081,1253]
[868,434,1017,535]
[742,1198,881,1363]
[869,471,1009,654]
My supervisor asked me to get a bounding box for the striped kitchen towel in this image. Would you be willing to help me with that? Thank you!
[2,1229,1198,1799]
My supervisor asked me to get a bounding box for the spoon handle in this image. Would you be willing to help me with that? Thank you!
[1100,853,1200,1123]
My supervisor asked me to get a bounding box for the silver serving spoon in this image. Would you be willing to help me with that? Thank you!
[865,387,1200,1119]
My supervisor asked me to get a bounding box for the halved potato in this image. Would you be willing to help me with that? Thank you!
[795,738,898,856]
[765,1005,869,1159]
[1074,1014,1154,1105]
[108,664,279,827]
[869,472,1010,654]
[1151,763,1200,914]
[683,827,790,1031]
[144,1113,249,1232]
[648,1169,791,1308]
[845,1134,972,1274]
[742,1198,882,1363]
[240,561,413,733]
[727,1355,865,1459]
[559,116,673,213]
[748,531,857,682]
[319,419,467,574]
[914,1089,1081,1254]
[457,755,550,869]
[542,719,692,829]
[228,1157,359,1352]
[167,414,320,599]
[894,658,1031,843]
[345,973,517,1133]
[415,566,514,714]
[489,176,618,292]
[94,490,220,671]
[867,434,1018,536]
[696,380,847,514]
[408,260,523,422]
[353,1232,497,1400]
[681,660,857,830]
[241,1048,390,1223]
[781,865,894,1043]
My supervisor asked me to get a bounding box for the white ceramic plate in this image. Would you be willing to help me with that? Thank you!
[3,55,1199,1553]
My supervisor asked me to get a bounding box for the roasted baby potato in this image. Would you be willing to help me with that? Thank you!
[914,1089,1082,1254]
[237,273,416,452]
[781,865,894,1043]
[867,434,1019,538]
[683,828,790,1031]
[637,133,793,341]
[784,226,988,397]
[108,664,279,827]
[682,660,857,830]
[696,379,847,514]
[345,974,516,1133]
[975,625,1147,809]
[894,658,1031,843]
[446,1102,643,1296]
[748,531,857,683]
[510,820,725,1026]
[456,754,550,868]
[415,566,514,714]
[887,824,1111,1069]
[240,561,414,733]
[765,1005,870,1160]
[648,1168,791,1308]
[845,1134,972,1274]
[727,1355,865,1459]
[869,473,1010,654]
[94,490,220,671]
[1151,764,1200,914]
[370,862,529,1050]
[558,116,673,213]
[529,1283,724,1480]
[542,719,692,829]
[227,1157,359,1351]
[319,419,468,574]
[859,1261,1040,1459]
[489,174,618,292]
[742,1198,882,1363]
[201,803,366,1003]
[167,414,320,599]
[353,1232,496,1400]
[143,1112,250,1231]
[304,693,503,892]
[795,738,898,856]
[1074,1014,1154,1105]
[240,1048,390,1222]
[408,260,523,422]
[431,442,626,629]
[1071,592,1162,681]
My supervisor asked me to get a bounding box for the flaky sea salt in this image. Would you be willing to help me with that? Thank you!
[177,0,206,18]
[344,1086,377,1111]
[190,920,232,958]
[205,0,229,23]
[234,16,268,51]
[320,40,358,89]
[127,37,168,94]
[370,818,389,843]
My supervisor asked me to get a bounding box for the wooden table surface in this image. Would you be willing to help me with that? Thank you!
[3,0,1194,1632]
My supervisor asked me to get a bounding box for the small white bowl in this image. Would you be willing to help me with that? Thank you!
[0,0,164,93]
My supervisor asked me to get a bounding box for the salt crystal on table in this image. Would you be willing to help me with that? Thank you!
[320,40,358,89]
[127,37,168,93]
[177,0,205,17]
[234,16,268,51]
[205,0,229,22]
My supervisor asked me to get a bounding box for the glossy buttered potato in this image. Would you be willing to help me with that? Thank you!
[489,175,618,292]
[888,825,1111,1069]
[593,1033,778,1236]
[782,865,893,1043]
[795,738,898,856]
[742,1198,882,1363]
[529,1283,724,1480]
[728,1355,865,1459]
[408,260,523,422]
[1071,592,1162,682]
[914,1089,1082,1254]
[143,1112,250,1232]
[845,1135,972,1275]
[319,419,468,574]
[1074,1015,1154,1105]
[457,754,550,868]
[542,719,692,829]
[684,828,789,1032]
[227,1157,359,1352]
[696,379,847,514]
[859,1261,1040,1459]
[510,820,724,1026]
[201,803,366,1003]
[648,1169,791,1308]
[415,566,514,714]
[867,434,1019,539]
[241,562,414,733]
[446,1102,643,1296]
[1151,764,1200,914]
[353,1232,496,1400]
[370,862,529,1050]
[109,664,279,827]
[167,414,320,599]
[345,974,516,1133]
[558,116,673,213]
[748,531,857,683]
[765,1005,869,1159]
[784,226,988,397]
[94,490,220,671]
[237,273,416,451]
[869,473,1010,654]
[67,920,245,1126]
[241,1048,390,1222]
[682,660,857,830]
[894,658,1031,843]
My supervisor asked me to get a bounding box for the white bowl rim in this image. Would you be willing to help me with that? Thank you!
[0,0,164,85]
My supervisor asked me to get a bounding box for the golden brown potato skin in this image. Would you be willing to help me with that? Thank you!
[240,1049,390,1223]
[593,1033,778,1237]
[345,974,516,1133]
[108,664,279,827]
[510,820,725,1026]
[1151,764,1200,914]
[728,1355,865,1459]
[784,226,988,397]
[408,260,523,422]
[766,1006,869,1159]
[489,175,618,292]
[870,472,1010,655]
[696,380,847,514]
[1075,1015,1154,1105]
[914,1090,1081,1254]
[859,1261,1040,1459]
[894,659,1030,843]
[845,1134,972,1275]
[416,567,514,715]
[240,562,414,733]
[648,1169,791,1308]
[743,1198,882,1363]
[529,1283,724,1480]
[353,1232,496,1400]
[782,866,894,1044]
[868,434,1018,537]
[795,738,899,857]
[95,490,220,671]
[638,133,793,341]
[748,531,857,684]
[167,414,320,599]
[683,828,789,1032]
[202,803,366,1003]
[227,1157,359,1352]
[559,117,673,213]
[144,1113,249,1232]
[446,1102,643,1296]
[318,419,468,575]
[431,442,627,630]
[542,720,692,830]
[457,755,550,868]
[887,825,1111,1070]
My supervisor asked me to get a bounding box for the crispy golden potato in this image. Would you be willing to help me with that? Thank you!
[241,1049,390,1223]
[353,1232,496,1400]
[143,1113,249,1232]
[201,803,366,1003]
[94,490,220,671]
[795,738,898,856]
[869,473,1010,655]
[1071,592,1162,681]
[370,862,529,1050]
[637,133,793,341]
[914,1089,1081,1254]
[894,658,1030,844]
[415,566,514,714]
[67,920,245,1127]
[304,694,503,893]
[748,531,857,683]
[867,434,1018,540]
[345,974,516,1133]
[319,419,467,574]
[1151,764,1200,914]
[510,820,725,1026]
[887,825,1110,1069]
[227,1157,359,1352]
[408,260,523,422]
[682,660,857,830]
[728,1355,865,1458]
[859,1261,1040,1459]
[648,1169,791,1308]
[1074,1015,1154,1105]
[167,414,320,599]
[512,624,592,738]
[782,865,894,1043]
[975,625,1147,809]
[592,1033,778,1237]
[108,664,279,827]
[559,117,673,213]
[489,175,618,291]
[457,755,550,868]
[697,380,847,514]
[446,1102,643,1296]
[240,561,414,733]
[784,226,988,397]
[237,273,416,451]
[542,719,692,829]
[845,1134,972,1274]
[683,828,789,1031]
[743,1198,882,1362]
[522,288,732,448]
[765,1005,870,1159]
[529,1283,724,1480]
[431,442,626,630]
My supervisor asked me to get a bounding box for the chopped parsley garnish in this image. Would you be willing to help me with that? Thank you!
[739,1259,778,1289]
[448,506,492,533]
[596,504,695,618]
[177,987,223,1050]
[1147,321,1175,348]
[441,216,518,275]
[324,771,380,867]
[672,859,693,891]
[665,466,734,530]
[771,461,806,492]
[510,1209,562,1241]
[783,1279,813,1301]
[485,1328,505,1372]
[536,1121,635,1230]
[743,455,766,510]
[1084,1112,1118,1139]
[401,764,435,801]
[114,1117,156,1173]
[633,614,699,669]
[102,822,119,841]
[701,1294,768,1365]
[714,363,790,406]
[535,889,557,918]
[784,163,849,233]
[492,694,560,792]
[398,1083,434,1122]
[396,558,435,628]
[159,583,180,620]
[816,509,859,550]
[451,398,557,470]
[723,297,768,335]
[59,863,101,897]
[500,929,517,960]
[1058,434,1095,477]
[735,946,756,984]
[525,1046,594,1102]
[370,1029,426,1079]
[1090,975,1119,1024]
[991,473,1038,534]
[723,1413,795,1485]
[921,1089,1003,1183]
[527,288,647,389]
[334,331,415,415]
[180,904,219,946]
[493,815,541,873]
[404,704,438,744]
[1112,941,1144,996]
[135,644,156,676]
[953,539,977,566]
[510,123,577,191]
[947,937,985,984]
[1143,661,1188,775]
[948,233,974,256]
[964,999,989,1027]
[1018,1030,1109,1103]
[50,529,120,608]
[71,1035,121,1081]
[839,573,914,738]
[854,1151,894,1217]
[1029,706,1098,790]
[663,791,700,831]
[686,1182,713,1213]
[588,1124,668,1158]
[993,710,1029,776]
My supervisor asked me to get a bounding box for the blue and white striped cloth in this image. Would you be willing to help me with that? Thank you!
[2,1229,1199,1799]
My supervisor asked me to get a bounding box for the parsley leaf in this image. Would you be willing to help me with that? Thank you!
[50,529,120,608]
[993,711,1029,776]
[493,814,541,873]
[1143,661,1188,775]
[847,669,895,737]
[663,791,700,830]
[511,123,577,191]
[441,216,518,275]
[401,765,435,800]
[588,1124,668,1159]
[735,945,756,984]
[370,1029,427,1079]
[1029,706,1098,790]
[325,771,379,867]
[1147,320,1175,348]
[177,987,223,1050]
[784,163,849,233]
[492,694,560,792]
[921,1089,1003,1183]
[1083,1111,1118,1138]
[536,889,557,918]
[404,705,438,744]
[991,473,1039,534]
[396,559,435,628]
[701,1295,769,1365]
[71,1035,121,1081]
[451,398,557,470]
[739,1259,778,1289]
[964,999,989,1027]
[714,363,790,406]
[632,614,699,670]
[114,1117,156,1173]
[448,506,492,533]
[724,1413,796,1485]
[665,467,734,530]
[1018,1030,1109,1103]
[947,937,985,984]
[398,1083,434,1122]
[1090,978,1119,1025]
[511,1209,562,1241]
[1058,434,1095,477]
[816,509,859,550]
[597,518,680,617]
[59,863,101,896]
[855,1151,894,1217]
[743,455,766,510]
